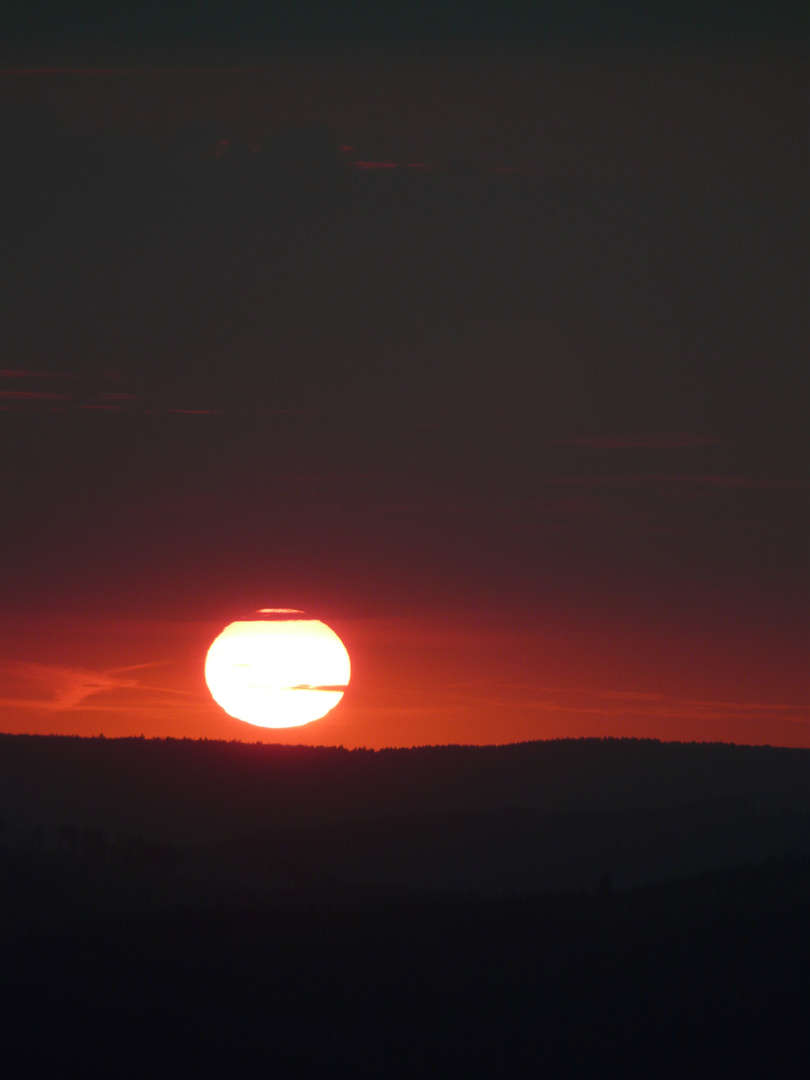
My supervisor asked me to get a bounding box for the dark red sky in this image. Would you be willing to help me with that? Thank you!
[0,6,807,747]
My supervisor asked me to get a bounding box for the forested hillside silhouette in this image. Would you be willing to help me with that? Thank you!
[1,734,808,919]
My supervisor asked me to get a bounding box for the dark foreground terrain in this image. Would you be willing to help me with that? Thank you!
[0,735,808,1075]
[0,858,807,1077]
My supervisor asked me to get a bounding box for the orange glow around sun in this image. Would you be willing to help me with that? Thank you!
[0,610,808,749]
[204,610,351,728]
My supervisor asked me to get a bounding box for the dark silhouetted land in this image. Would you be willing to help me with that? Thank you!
[1,735,808,1075]
[1,734,809,907]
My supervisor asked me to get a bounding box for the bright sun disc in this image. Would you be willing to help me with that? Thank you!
[204,610,351,728]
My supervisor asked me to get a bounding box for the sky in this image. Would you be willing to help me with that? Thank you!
[0,2,807,747]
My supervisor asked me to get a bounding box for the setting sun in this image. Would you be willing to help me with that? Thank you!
[204,610,351,728]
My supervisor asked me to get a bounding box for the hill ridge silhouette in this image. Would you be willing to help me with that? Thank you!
[2,733,808,843]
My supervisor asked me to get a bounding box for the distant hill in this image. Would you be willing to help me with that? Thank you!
[1,734,808,901]
[1,734,808,840]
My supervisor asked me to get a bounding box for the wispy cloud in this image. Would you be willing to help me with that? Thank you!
[382,470,805,527]
[446,680,809,726]
[340,146,536,175]
[553,434,719,449]
[0,370,84,380]
[542,474,805,490]
[0,390,70,400]
[0,369,300,418]
[0,660,198,713]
